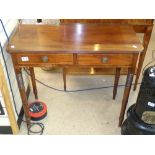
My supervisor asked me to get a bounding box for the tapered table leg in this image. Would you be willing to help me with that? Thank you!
[133,25,153,91]
[29,67,38,99]
[113,68,121,100]
[119,68,134,126]
[63,68,67,91]
[15,68,30,128]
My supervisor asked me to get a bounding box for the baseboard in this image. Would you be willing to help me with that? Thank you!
[17,83,31,128]
[0,126,13,134]
[0,83,30,134]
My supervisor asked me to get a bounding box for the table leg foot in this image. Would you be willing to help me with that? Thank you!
[119,68,134,126]
[119,117,123,127]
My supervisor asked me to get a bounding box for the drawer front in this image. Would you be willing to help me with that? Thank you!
[77,54,133,66]
[16,54,73,65]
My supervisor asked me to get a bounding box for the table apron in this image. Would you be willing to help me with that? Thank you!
[12,53,137,68]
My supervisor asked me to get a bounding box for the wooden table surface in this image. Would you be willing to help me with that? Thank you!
[7,24,143,53]
[6,24,143,129]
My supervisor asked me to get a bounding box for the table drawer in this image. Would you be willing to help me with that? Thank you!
[16,54,73,65]
[77,54,133,66]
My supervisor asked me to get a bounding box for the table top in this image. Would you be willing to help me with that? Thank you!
[7,24,143,54]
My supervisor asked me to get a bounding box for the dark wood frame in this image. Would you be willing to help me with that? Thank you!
[7,24,143,130]
[60,19,154,92]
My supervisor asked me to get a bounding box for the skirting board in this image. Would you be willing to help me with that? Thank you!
[0,126,13,134]
[0,84,31,134]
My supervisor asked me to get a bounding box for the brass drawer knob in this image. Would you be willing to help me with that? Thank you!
[42,56,49,62]
[101,57,109,63]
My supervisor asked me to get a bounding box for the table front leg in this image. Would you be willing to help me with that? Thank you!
[119,68,134,126]
[29,67,38,99]
[15,68,31,128]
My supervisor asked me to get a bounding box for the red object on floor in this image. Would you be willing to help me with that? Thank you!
[28,100,47,121]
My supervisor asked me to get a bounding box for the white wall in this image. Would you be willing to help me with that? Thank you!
[21,19,60,25]
[0,19,29,120]
[0,90,10,126]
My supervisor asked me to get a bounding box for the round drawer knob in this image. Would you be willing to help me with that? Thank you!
[101,57,108,63]
[42,56,49,62]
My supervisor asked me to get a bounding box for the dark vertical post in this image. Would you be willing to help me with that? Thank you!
[29,67,38,99]
[63,68,67,91]
[113,68,121,100]
[15,68,30,128]
[133,25,153,91]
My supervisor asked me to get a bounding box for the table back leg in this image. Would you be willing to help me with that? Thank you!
[113,67,121,100]
[29,67,38,99]
[63,68,67,91]
[133,25,153,91]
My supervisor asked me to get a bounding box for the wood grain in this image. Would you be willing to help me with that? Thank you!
[60,19,153,25]
[134,25,154,90]
[6,23,144,127]
[77,54,133,66]
[59,20,154,90]
[14,53,73,66]
[60,19,154,33]
[7,24,143,54]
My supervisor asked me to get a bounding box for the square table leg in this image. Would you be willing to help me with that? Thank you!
[63,68,67,91]
[133,25,153,91]
[113,67,121,100]
[119,68,134,126]
[15,67,31,128]
[29,67,38,99]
